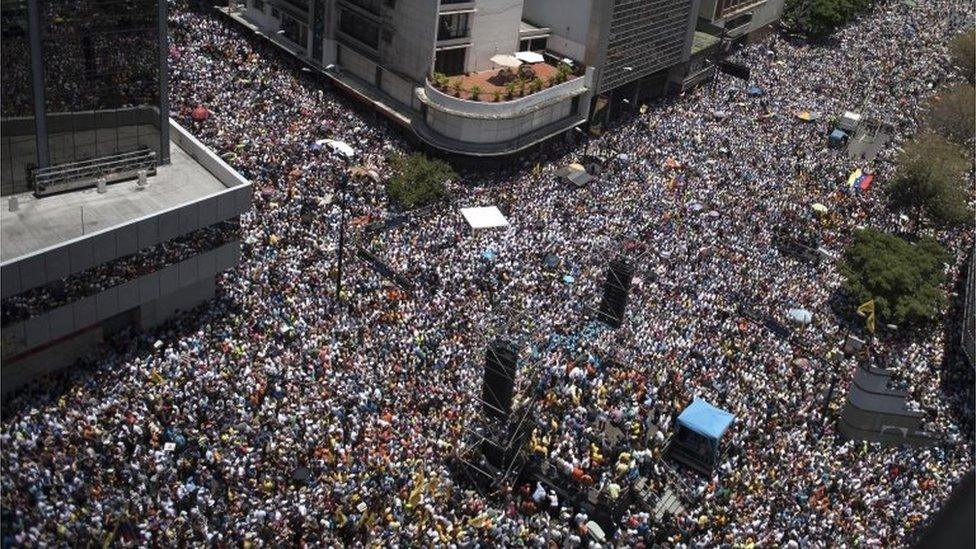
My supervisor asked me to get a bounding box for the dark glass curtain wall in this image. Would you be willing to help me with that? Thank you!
[0,0,168,196]
[0,0,37,195]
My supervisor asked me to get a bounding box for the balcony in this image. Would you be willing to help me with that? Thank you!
[429,56,584,104]
[416,59,594,153]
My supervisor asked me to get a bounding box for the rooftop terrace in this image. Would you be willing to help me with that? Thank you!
[432,58,581,103]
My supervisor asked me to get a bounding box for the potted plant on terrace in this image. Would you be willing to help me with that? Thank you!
[433,72,450,91]
[505,81,517,100]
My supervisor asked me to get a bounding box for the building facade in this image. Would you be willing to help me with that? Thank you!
[0,0,251,395]
[1,0,171,196]
[695,0,785,42]
[236,0,718,156]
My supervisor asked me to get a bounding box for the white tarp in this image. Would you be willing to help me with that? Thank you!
[515,51,545,64]
[316,139,356,158]
[460,206,510,230]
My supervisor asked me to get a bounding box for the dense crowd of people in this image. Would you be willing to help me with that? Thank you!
[1,0,973,546]
[0,222,239,326]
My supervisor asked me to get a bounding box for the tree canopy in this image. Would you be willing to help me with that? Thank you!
[948,30,975,83]
[386,153,455,209]
[886,133,970,228]
[925,84,976,145]
[840,228,949,326]
[785,0,873,37]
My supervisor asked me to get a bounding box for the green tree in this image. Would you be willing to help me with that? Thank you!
[887,133,970,228]
[840,228,950,326]
[785,0,873,37]
[386,153,455,209]
[948,30,975,83]
[925,84,975,144]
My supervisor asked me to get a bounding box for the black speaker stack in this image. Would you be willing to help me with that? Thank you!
[482,339,518,422]
[597,257,635,329]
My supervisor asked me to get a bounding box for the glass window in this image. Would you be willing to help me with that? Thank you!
[280,13,307,48]
[39,0,162,167]
[438,13,470,40]
[0,0,37,195]
[339,9,379,49]
[434,48,466,75]
[343,0,380,15]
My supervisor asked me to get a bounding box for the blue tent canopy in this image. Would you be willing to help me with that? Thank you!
[677,398,735,441]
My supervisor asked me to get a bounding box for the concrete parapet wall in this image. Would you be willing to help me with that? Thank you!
[2,241,240,360]
[422,67,592,120]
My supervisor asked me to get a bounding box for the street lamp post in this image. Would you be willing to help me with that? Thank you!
[335,164,349,302]
[575,126,588,157]
[606,66,633,125]
[711,27,730,97]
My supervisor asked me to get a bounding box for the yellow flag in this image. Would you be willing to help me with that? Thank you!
[408,469,426,508]
[857,300,876,333]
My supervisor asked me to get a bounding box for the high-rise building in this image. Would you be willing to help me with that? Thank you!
[231,0,726,157]
[0,0,252,395]
[1,0,170,196]
[696,0,785,43]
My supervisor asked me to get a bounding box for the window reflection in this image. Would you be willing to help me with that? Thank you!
[1,0,37,195]
[40,0,162,166]
[2,0,166,196]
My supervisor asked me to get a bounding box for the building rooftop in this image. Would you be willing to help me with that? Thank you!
[691,31,721,55]
[519,20,551,37]
[435,61,578,102]
[1,138,230,263]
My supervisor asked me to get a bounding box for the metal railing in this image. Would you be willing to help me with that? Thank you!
[32,149,157,197]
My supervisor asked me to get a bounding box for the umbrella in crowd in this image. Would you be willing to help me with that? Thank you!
[788,308,814,325]
[191,105,210,121]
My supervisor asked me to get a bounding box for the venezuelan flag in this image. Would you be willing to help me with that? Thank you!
[857,173,874,191]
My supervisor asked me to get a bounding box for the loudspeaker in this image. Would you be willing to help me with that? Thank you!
[718,60,751,81]
[598,257,634,328]
[482,340,518,421]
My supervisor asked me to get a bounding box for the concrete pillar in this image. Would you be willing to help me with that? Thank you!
[139,276,216,329]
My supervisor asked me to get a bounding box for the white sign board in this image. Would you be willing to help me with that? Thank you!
[460,206,509,230]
